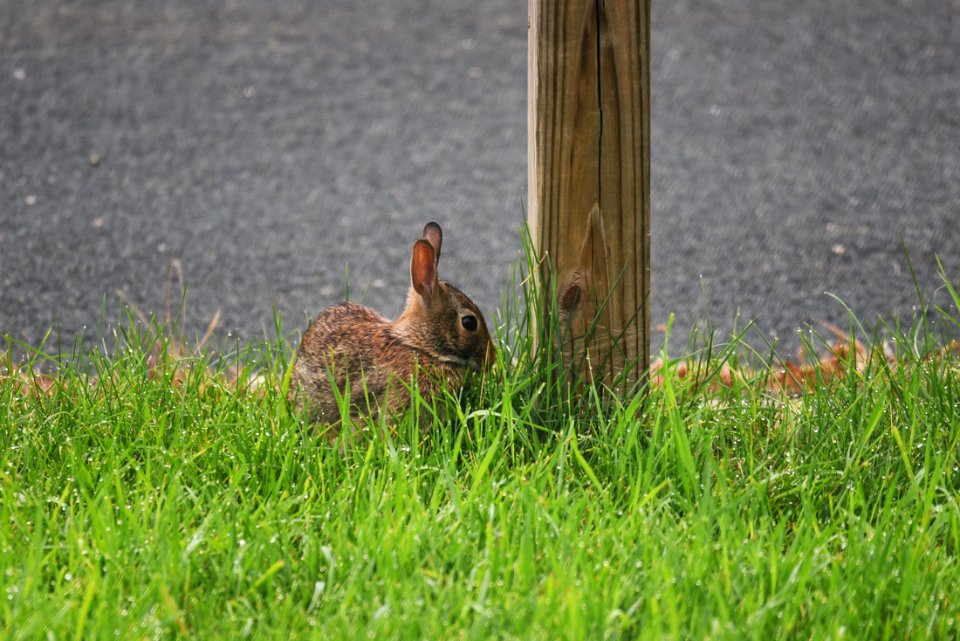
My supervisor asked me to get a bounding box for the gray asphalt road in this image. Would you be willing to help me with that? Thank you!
[2,0,958,358]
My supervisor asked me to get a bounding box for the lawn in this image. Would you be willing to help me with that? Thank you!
[2,268,960,640]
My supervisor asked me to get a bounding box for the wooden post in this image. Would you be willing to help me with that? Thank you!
[528,0,651,387]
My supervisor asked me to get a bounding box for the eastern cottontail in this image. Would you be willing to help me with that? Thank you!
[288,222,495,427]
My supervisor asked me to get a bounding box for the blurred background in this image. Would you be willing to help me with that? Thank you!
[2,0,958,356]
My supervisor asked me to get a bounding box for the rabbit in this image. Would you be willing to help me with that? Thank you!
[288,221,496,430]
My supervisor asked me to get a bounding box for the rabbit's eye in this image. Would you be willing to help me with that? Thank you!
[461,315,478,332]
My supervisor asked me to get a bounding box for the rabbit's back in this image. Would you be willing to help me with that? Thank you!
[289,302,449,424]
[289,303,382,420]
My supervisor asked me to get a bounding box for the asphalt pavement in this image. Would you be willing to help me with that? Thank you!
[2,0,958,357]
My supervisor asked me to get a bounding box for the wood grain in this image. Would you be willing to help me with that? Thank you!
[528,0,651,386]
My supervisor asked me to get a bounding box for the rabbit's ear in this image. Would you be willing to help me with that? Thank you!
[422,222,442,264]
[411,239,438,299]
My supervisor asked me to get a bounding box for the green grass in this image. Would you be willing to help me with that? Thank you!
[3,262,960,640]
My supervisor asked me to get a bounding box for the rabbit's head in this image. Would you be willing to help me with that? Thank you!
[397,222,496,372]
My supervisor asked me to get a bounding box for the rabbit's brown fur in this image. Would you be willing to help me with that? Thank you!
[288,222,495,429]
